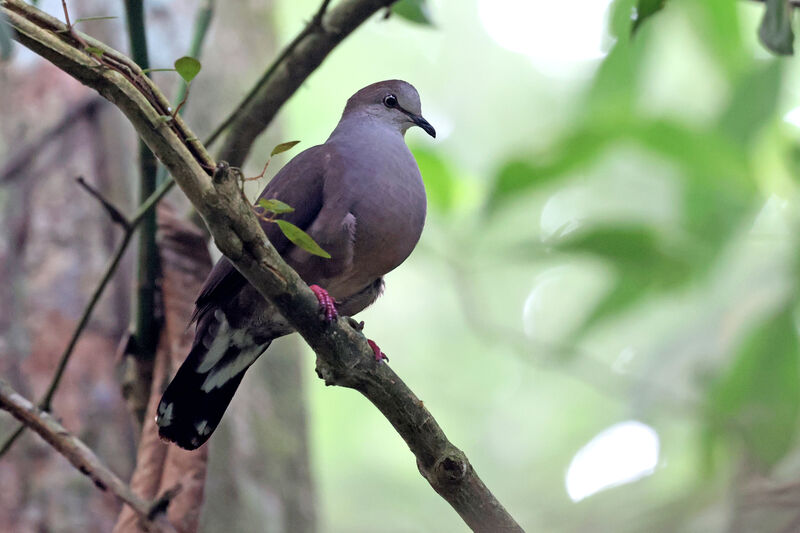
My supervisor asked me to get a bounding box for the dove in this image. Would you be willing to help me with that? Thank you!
[156,80,435,449]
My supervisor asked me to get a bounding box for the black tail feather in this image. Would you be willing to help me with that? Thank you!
[156,338,269,450]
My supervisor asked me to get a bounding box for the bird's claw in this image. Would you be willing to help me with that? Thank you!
[310,284,338,321]
[368,339,388,362]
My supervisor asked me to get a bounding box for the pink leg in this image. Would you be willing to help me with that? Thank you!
[309,285,338,321]
[367,339,388,362]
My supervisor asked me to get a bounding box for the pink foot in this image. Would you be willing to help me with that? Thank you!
[368,339,388,362]
[310,284,338,321]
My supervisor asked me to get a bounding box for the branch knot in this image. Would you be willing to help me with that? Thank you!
[434,452,469,485]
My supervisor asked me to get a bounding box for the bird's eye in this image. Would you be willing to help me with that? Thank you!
[383,94,398,108]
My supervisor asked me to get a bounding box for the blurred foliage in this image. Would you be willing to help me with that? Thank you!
[481,0,800,493]
[391,0,434,26]
[632,0,666,35]
[705,304,800,470]
[272,0,800,530]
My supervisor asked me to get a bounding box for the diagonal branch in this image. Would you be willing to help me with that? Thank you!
[0,1,523,530]
[0,379,179,533]
[76,176,131,230]
[205,0,332,151]
[214,0,398,166]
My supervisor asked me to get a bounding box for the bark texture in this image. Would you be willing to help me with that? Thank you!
[114,203,212,533]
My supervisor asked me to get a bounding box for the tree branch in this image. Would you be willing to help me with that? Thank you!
[0,379,179,533]
[0,1,523,530]
[76,176,131,230]
[214,0,398,166]
[0,176,175,456]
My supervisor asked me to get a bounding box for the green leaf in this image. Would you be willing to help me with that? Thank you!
[0,10,13,61]
[392,0,434,26]
[632,0,666,34]
[556,226,669,269]
[758,0,795,55]
[85,46,105,58]
[553,225,693,332]
[608,0,637,42]
[705,306,800,470]
[586,39,647,120]
[258,198,295,215]
[270,140,300,156]
[174,56,201,83]
[488,129,609,211]
[275,220,331,258]
[718,61,783,146]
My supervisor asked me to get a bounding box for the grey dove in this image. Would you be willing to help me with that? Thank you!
[156,80,435,449]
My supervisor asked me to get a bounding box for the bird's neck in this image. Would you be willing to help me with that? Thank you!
[327,112,406,145]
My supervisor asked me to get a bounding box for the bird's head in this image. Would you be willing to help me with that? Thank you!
[344,80,436,138]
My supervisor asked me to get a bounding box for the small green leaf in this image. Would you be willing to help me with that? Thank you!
[0,10,13,61]
[391,0,434,26]
[632,0,667,35]
[174,56,201,83]
[85,46,105,58]
[275,220,331,258]
[758,0,794,55]
[705,306,800,470]
[258,198,295,214]
[270,140,300,156]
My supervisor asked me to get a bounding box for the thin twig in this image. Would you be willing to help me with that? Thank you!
[0,379,178,533]
[75,176,131,230]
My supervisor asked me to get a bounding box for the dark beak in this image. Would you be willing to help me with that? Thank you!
[411,114,436,138]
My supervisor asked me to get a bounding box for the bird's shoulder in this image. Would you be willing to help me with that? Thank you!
[191,144,343,325]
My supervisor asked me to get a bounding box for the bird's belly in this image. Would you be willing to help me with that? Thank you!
[340,185,425,291]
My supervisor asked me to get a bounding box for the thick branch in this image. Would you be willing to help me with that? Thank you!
[0,1,522,530]
[215,0,398,166]
[0,379,178,533]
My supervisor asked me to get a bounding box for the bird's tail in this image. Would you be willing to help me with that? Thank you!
[156,315,270,450]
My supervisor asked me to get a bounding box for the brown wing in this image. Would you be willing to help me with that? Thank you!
[191,145,332,324]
